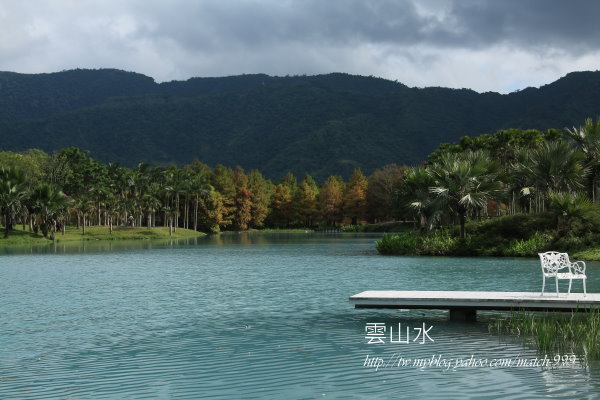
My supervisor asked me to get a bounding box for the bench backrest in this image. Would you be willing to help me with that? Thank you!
[538,251,570,274]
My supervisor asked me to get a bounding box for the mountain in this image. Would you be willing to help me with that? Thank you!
[1,68,600,180]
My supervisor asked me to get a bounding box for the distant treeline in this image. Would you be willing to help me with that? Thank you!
[0,147,405,238]
[1,122,599,240]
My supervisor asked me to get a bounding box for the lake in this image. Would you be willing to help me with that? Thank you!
[1,233,600,399]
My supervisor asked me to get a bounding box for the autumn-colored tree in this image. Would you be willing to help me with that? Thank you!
[319,176,344,226]
[280,172,298,195]
[367,164,406,222]
[198,186,229,232]
[211,165,236,228]
[232,167,253,230]
[268,184,294,228]
[294,174,319,227]
[247,170,271,228]
[343,169,368,225]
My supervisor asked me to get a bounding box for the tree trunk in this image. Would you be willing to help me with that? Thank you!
[419,214,426,234]
[175,194,180,230]
[194,194,199,231]
[4,214,9,238]
[184,195,188,229]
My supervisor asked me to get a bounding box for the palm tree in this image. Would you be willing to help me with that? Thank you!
[428,151,504,238]
[548,191,600,236]
[506,148,537,214]
[566,117,600,201]
[30,184,69,239]
[0,167,28,238]
[400,166,436,233]
[189,175,210,231]
[72,196,95,235]
[141,193,161,229]
[104,193,118,234]
[517,140,587,214]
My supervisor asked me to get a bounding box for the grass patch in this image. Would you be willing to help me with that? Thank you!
[572,247,600,261]
[0,225,205,244]
[489,309,600,359]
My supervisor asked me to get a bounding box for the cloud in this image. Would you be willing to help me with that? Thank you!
[0,0,599,93]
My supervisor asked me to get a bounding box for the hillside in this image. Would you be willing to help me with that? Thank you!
[1,68,600,180]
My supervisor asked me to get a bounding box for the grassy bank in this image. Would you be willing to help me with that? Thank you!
[0,225,205,244]
[489,310,600,359]
[375,213,600,260]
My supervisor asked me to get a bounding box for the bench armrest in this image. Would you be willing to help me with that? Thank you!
[570,260,586,275]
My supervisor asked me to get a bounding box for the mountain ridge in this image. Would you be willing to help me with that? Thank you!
[1,68,599,180]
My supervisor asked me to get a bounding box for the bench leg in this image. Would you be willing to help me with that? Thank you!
[541,276,546,295]
[568,279,572,294]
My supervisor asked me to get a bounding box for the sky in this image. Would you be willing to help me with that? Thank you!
[1,0,600,93]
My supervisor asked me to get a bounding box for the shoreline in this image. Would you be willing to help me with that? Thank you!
[0,226,205,245]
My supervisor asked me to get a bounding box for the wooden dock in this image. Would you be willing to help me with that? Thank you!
[349,290,600,321]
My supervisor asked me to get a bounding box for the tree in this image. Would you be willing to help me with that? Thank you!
[232,167,253,230]
[566,117,600,201]
[548,191,600,237]
[212,165,236,228]
[198,186,229,232]
[400,166,436,233]
[522,140,586,195]
[30,184,69,239]
[294,174,319,227]
[343,169,368,225]
[319,176,344,227]
[269,184,294,228]
[0,167,28,238]
[367,164,406,222]
[247,170,271,228]
[429,151,503,238]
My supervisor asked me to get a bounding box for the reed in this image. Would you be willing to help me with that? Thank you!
[489,308,600,359]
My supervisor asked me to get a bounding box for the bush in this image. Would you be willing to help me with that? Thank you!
[376,232,421,255]
[376,229,456,256]
[421,228,456,255]
[340,224,362,232]
[504,231,553,257]
[468,213,555,240]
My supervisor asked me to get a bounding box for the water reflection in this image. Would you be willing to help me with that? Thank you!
[0,231,383,255]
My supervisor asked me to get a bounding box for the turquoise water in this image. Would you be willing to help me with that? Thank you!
[1,233,600,399]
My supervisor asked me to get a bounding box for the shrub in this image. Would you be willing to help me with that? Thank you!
[421,228,456,255]
[505,231,553,257]
[376,232,421,255]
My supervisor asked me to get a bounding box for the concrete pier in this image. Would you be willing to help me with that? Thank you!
[350,290,600,321]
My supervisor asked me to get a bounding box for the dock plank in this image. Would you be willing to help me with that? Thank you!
[350,290,600,313]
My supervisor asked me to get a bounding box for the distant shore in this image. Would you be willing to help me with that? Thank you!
[0,226,205,245]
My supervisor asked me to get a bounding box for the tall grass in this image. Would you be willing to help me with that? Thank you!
[489,309,600,359]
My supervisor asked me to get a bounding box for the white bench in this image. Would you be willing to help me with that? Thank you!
[538,251,587,296]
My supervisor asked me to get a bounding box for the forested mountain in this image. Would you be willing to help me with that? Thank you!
[1,68,600,180]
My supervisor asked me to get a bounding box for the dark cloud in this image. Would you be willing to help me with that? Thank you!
[0,0,599,92]
[446,0,600,51]
[136,0,600,52]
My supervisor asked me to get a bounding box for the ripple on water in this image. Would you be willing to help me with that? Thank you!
[1,234,600,399]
